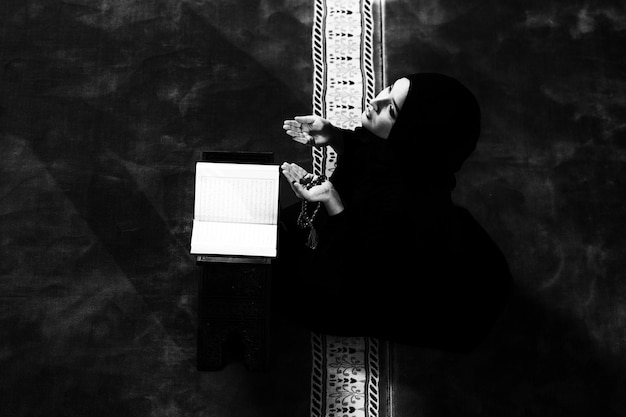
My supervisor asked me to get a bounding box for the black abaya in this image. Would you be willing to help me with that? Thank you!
[274,127,512,353]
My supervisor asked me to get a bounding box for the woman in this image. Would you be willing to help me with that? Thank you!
[275,73,512,353]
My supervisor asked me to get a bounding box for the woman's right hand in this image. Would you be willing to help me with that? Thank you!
[283,115,337,147]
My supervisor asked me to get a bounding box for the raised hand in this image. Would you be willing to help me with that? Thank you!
[282,115,336,147]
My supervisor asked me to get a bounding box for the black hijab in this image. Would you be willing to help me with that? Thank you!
[388,73,481,193]
[329,73,482,239]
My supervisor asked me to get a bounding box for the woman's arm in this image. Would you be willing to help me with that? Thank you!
[280,162,345,215]
[283,115,345,154]
[320,185,344,215]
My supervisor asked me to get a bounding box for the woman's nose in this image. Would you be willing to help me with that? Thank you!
[370,95,389,112]
[370,97,383,111]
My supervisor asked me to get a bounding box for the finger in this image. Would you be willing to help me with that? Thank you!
[291,181,307,195]
[286,168,301,182]
[289,163,305,174]
[281,166,297,182]
[287,131,314,145]
[283,120,301,129]
[282,165,305,186]
[280,162,291,172]
[284,130,309,145]
[294,115,317,125]
[282,169,307,198]
[280,163,294,177]
[289,162,308,174]
[284,129,302,138]
[290,135,308,145]
[290,163,309,179]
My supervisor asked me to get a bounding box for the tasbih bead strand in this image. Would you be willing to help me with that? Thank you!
[296,174,327,249]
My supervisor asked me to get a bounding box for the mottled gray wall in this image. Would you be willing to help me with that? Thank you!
[1,0,626,416]
[384,1,626,415]
[386,1,625,319]
[0,0,314,416]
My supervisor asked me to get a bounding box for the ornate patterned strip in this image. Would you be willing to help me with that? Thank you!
[366,337,380,417]
[310,332,326,417]
[311,0,376,177]
[361,0,376,106]
[310,1,380,415]
[325,335,368,417]
[311,0,327,177]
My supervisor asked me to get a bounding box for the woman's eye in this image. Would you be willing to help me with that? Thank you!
[389,105,396,119]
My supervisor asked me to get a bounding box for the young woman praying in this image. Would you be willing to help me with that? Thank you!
[275,73,512,353]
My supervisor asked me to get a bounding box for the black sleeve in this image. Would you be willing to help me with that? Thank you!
[328,127,361,195]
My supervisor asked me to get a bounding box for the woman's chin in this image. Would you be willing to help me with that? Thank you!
[360,114,371,129]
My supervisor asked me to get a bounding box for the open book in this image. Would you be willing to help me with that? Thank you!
[190,162,280,257]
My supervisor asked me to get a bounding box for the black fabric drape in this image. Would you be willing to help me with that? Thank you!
[274,128,511,353]
[274,73,512,353]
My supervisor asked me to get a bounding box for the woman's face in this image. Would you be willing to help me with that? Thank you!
[361,77,410,139]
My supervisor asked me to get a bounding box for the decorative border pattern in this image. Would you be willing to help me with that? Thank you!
[311,334,380,417]
[310,332,326,417]
[311,0,376,177]
[310,2,379,416]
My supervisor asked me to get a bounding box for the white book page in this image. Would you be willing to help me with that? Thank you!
[191,162,279,257]
[190,220,277,257]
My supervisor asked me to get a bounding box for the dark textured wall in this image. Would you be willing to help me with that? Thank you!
[0,0,314,416]
[384,1,626,415]
[1,0,626,416]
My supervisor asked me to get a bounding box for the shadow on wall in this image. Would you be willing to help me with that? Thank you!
[394,283,626,416]
[1,1,311,347]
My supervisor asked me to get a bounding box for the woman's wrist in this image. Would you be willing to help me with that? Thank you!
[322,186,344,216]
[328,125,345,154]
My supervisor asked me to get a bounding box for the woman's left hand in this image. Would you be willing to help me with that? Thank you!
[281,163,322,199]
[281,162,344,215]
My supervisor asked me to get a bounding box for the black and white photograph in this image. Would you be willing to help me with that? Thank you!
[1,0,625,416]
